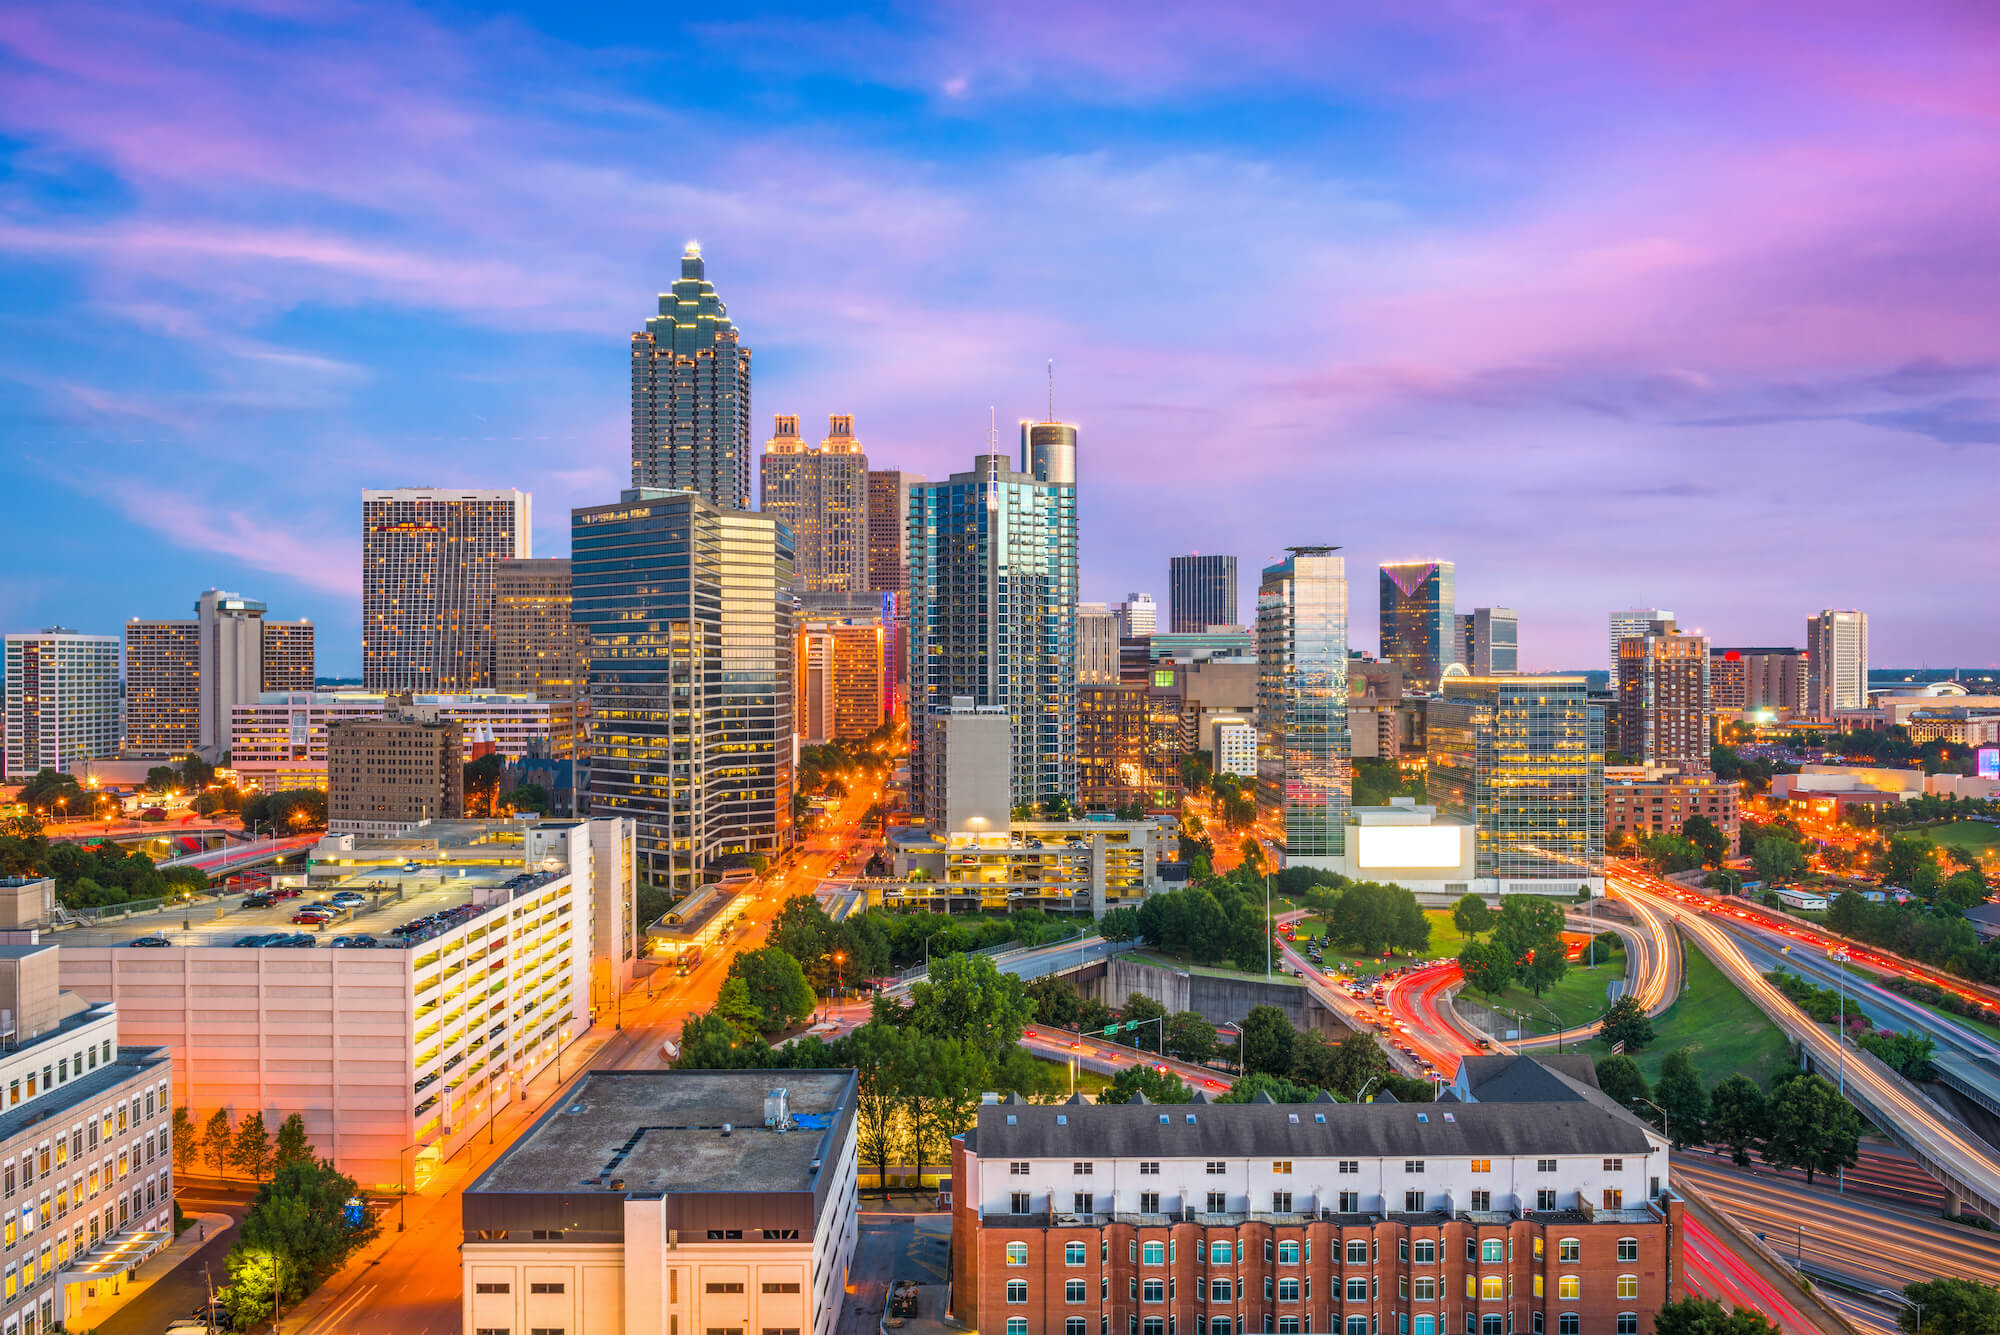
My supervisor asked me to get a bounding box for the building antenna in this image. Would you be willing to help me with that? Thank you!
[989,405,997,452]
[1048,358,1055,422]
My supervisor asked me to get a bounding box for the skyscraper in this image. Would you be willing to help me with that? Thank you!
[495,558,589,700]
[261,619,316,691]
[125,591,314,760]
[1115,593,1157,638]
[1616,620,1710,773]
[795,619,886,744]
[1169,554,1238,633]
[3,628,119,778]
[1710,647,1803,717]
[1429,676,1604,896]
[1075,603,1121,685]
[1458,607,1518,676]
[572,489,794,892]
[1379,560,1456,688]
[908,451,1078,814]
[1020,419,1077,487]
[1257,547,1350,866]
[1806,610,1869,719]
[362,488,530,693]
[122,618,199,758]
[760,414,869,592]
[630,244,753,510]
[865,468,922,598]
[1609,608,1674,675]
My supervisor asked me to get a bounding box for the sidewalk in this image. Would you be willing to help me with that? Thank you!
[64,1211,233,1330]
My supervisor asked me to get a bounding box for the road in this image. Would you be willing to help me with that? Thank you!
[160,833,321,872]
[93,1185,251,1335]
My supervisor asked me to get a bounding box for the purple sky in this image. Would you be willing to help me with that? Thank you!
[2,0,1996,674]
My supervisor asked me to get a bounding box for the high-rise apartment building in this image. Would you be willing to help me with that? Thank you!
[1076,603,1121,685]
[1077,681,1190,811]
[1710,647,1803,717]
[864,468,921,596]
[1806,610,1869,719]
[1379,560,1456,688]
[362,488,530,693]
[761,414,869,593]
[1608,608,1673,675]
[630,244,752,510]
[1257,547,1350,866]
[1115,592,1157,638]
[796,618,886,744]
[326,713,465,836]
[3,628,120,779]
[1020,418,1078,487]
[1456,606,1518,675]
[494,558,588,701]
[1430,675,1605,895]
[908,452,1077,814]
[125,591,316,760]
[1616,623,1711,773]
[1169,553,1237,632]
[573,490,794,892]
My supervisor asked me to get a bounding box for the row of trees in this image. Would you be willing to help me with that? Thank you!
[1453,893,1572,999]
[0,833,209,907]
[173,1106,318,1182]
[1595,1053,1861,1184]
[1099,865,1275,970]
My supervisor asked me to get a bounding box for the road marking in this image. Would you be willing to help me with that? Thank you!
[299,1281,376,1333]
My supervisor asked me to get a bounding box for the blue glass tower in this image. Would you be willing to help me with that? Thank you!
[630,245,753,510]
[1257,547,1350,865]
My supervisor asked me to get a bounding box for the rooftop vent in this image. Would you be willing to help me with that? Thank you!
[765,1088,792,1131]
[721,1123,732,1137]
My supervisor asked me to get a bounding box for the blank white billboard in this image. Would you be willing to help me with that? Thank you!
[1355,824,1464,870]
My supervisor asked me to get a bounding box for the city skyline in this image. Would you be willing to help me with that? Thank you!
[3,3,1997,673]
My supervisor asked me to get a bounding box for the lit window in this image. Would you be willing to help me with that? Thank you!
[1617,1276,1639,1300]
[1005,1242,1028,1267]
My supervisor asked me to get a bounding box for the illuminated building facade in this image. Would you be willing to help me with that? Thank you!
[630,244,753,510]
[1806,609,1869,720]
[120,620,198,759]
[1709,647,1801,717]
[3,629,119,780]
[229,691,578,792]
[864,469,921,711]
[1615,625,1710,774]
[1607,609,1673,676]
[1457,606,1518,676]
[761,414,869,593]
[908,453,1077,815]
[1077,683,1190,811]
[495,558,588,702]
[572,490,794,892]
[1257,547,1351,866]
[1604,767,1741,847]
[1380,560,1457,689]
[1116,593,1158,638]
[1076,603,1121,685]
[362,488,530,693]
[125,591,316,761]
[326,714,465,837]
[1429,676,1605,896]
[1169,553,1238,632]
[796,619,886,744]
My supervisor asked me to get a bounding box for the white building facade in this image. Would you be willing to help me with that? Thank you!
[3,631,120,780]
[230,690,578,792]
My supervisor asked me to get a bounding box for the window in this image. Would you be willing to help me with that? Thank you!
[705,1282,745,1294]
[1067,1241,1088,1266]
[1140,1192,1161,1215]
[1206,1161,1226,1174]
[1007,1280,1029,1305]
[1617,1276,1639,1300]
[1533,1276,1544,1298]
[1414,1279,1436,1301]
[1413,1240,1436,1264]
[1345,1241,1368,1264]
[1603,1159,1624,1172]
[1068,1280,1088,1303]
[1144,1242,1166,1265]
[1404,1160,1425,1173]
[1534,1317,1544,1335]
[1273,1161,1292,1175]
[1415,1319,1435,1335]
[1469,1191,1491,1212]
[1144,1321,1166,1335]
[1618,1316,1640,1335]
[1006,1243,1028,1267]
[529,1282,565,1294]
[1144,1279,1165,1303]
[1141,1162,1160,1175]
[1211,1279,1233,1302]
[1536,1190,1557,1212]
[1011,1162,1031,1175]
[1469,1159,1491,1173]
[1399,1277,1409,1299]
[1069,1322,1090,1335]
[1207,1192,1227,1213]
[1617,1238,1639,1263]
[1076,1194,1096,1215]
[474,1282,511,1294]
[1534,1238,1544,1260]
[1559,1239,1580,1264]
[1272,1191,1292,1213]
[1279,1279,1300,1302]
[1346,1278,1368,1302]
[1603,1189,1624,1210]
[1215,1321,1234,1335]
[1480,1239,1503,1264]
[1483,1318,1504,1335]
[1348,1319,1370,1335]
[761,1282,802,1294]
[1008,1322,1029,1335]
[1338,1160,1359,1175]
[1536,1160,1557,1173]
[1338,1191,1360,1213]
[1559,1277,1580,1301]
[1278,1241,1299,1264]
[1213,1242,1233,1264]
[1560,1318,1579,1335]
[1011,1193,1031,1215]
[1075,1162,1094,1175]
[1481,1276,1503,1300]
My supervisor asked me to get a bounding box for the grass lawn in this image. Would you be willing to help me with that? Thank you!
[1481,946,1627,1034]
[1915,821,2000,854]
[1579,930,1794,1091]
[1127,948,1304,985]
[1037,1058,1114,1097]
[1293,910,1471,977]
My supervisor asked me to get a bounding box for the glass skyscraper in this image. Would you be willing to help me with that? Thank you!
[1428,676,1605,895]
[1169,553,1238,632]
[907,451,1078,816]
[630,245,753,510]
[1256,547,1350,865]
[1379,560,1457,688]
[572,489,794,893]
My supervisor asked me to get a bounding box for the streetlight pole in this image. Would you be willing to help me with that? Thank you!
[1637,1097,1671,1148]
[1830,948,1849,1096]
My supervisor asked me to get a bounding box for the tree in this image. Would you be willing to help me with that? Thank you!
[172,1106,199,1174]
[146,765,179,793]
[1643,833,1705,875]
[1706,1075,1770,1167]
[1241,1005,1296,1076]
[847,1023,903,1193]
[1452,893,1492,938]
[1598,995,1655,1052]
[223,1157,379,1325]
[1653,1048,1709,1149]
[1654,1297,1783,1335]
[1752,837,1807,885]
[1027,976,1087,1029]
[1327,881,1431,958]
[1594,1054,1651,1110]
[1762,1073,1862,1184]
[1216,1071,1322,1103]
[202,1108,234,1179]
[1040,792,1074,821]
[1681,815,1729,867]
[1901,1278,2000,1335]
[1104,1065,1192,1104]
[906,952,1035,1066]
[231,1111,274,1182]
[726,946,816,1035]
[1456,939,1515,999]
[273,1112,313,1173]
[1165,1011,1218,1065]
[506,782,552,815]
[1118,993,1168,1052]
[1097,907,1143,942]
[462,752,507,817]
[771,894,842,990]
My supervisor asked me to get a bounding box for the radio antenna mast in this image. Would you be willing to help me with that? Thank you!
[1047,358,1055,422]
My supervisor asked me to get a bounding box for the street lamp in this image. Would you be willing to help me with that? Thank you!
[1829,948,1849,1096]
[1636,1096,1672,1147]
[834,951,846,1001]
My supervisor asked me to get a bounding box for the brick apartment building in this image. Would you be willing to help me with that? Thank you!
[1604,770,1742,848]
[953,1056,1681,1335]
[326,715,465,837]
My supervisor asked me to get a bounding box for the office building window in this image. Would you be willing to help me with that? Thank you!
[1007,1280,1028,1304]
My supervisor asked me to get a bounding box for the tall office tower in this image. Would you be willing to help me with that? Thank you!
[1616,621,1711,773]
[362,488,530,693]
[495,558,589,700]
[1169,554,1237,632]
[1075,603,1121,685]
[796,617,887,744]
[1460,606,1519,675]
[3,628,119,778]
[1711,647,1804,717]
[1115,592,1158,638]
[573,490,794,892]
[760,413,869,592]
[1609,608,1674,675]
[1429,676,1605,896]
[260,619,315,690]
[1806,610,1869,719]
[908,452,1078,815]
[1378,560,1456,688]
[865,468,921,596]
[630,244,752,510]
[1020,418,1078,487]
[122,618,199,757]
[125,591,317,760]
[1256,547,1350,867]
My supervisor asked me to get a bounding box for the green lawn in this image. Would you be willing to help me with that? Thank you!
[1914,821,2000,854]
[1038,1058,1114,1097]
[1293,910,1471,978]
[1127,949,1305,985]
[1579,930,1794,1090]
[1482,946,1627,1034]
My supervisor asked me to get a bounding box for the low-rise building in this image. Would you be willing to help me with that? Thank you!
[327,714,464,837]
[53,818,636,1191]
[953,1054,1678,1335]
[1210,718,1257,778]
[1770,764,1925,804]
[461,1069,859,1335]
[230,690,580,793]
[1603,767,1741,848]
[1316,799,1477,902]
[883,818,1168,917]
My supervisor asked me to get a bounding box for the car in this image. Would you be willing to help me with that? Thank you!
[234,933,277,947]
[1023,1029,1038,1039]
[329,891,366,906]
[293,908,334,924]
[277,934,315,948]
[128,936,172,948]
[241,893,275,909]
[330,935,378,948]
[269,886,301,900]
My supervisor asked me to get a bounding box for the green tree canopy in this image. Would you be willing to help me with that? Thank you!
[1598,995,1655,1052]
[1706,1075,1769,1168]
[1456,939,1515,998]
[725,946,817,1035]
[1165,1011,1218,1065]
[1752,836,1807,884]
[1241,1004,1296,1076]
[1451,893,1492,938]
[1594,1054,1651,1110]
[1902,1277,2000,1335]
[1762,1072,1862,1184]
[1104,1065,1192,1105]
[1654,1297,1783,1335]
[1653,1048,1709,1149]
[223,1157,379,1326]
[905,951,1035,1066]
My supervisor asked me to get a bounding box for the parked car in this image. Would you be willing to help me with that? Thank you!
[128,936,172,948]
[330,935,378,949]
[276,934,315,948]
[234,933,278,947]
[241,893,275,909]
[269,886,302,900]
[292,908,334,924]
[329,891,366,907]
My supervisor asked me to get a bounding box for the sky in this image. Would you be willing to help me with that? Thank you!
[2,0,1997,677]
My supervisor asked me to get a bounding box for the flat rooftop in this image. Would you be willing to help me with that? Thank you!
[471,1069,856,1196]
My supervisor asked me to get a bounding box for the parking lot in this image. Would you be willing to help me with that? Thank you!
[64,870,515,950]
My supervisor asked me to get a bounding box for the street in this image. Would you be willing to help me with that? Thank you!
[92,1185,252,1335]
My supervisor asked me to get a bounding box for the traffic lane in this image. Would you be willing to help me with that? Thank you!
[90,1217,240,1335]
[1682,1214,1820,1335]
[1677,1144,1944,1213]
[1018,1025,1235,1094]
